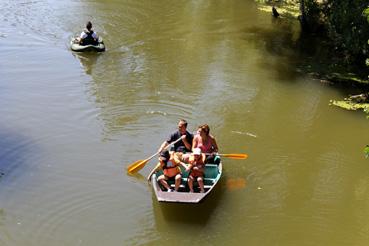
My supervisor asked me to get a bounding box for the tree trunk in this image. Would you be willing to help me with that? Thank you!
[299,0,309,32]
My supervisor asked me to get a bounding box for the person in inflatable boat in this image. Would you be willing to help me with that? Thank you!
[78,21,99,46]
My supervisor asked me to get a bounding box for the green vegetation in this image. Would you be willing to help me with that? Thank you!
[256,0,369,117]
[364,7,369,69]
[330,99,369,114]
[365,145,369,158]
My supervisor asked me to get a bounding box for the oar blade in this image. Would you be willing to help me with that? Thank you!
[127,159,148,174]
[221,154,248,159]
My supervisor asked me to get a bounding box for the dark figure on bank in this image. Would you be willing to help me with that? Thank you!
[272,6,280,18]
[348,93,369,103]
[77,21,99,46]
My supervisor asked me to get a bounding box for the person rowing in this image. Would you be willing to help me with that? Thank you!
[158,119,193,153]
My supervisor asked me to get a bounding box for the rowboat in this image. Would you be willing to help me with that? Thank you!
[151,163,222,203]
[70,37,105,52]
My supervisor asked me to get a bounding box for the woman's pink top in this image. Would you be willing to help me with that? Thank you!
[193,134,213,153]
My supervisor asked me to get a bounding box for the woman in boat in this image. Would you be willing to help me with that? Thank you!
[192,124,220,164]
[77,21,99,46]
[187,148,206,193]
[147,150,188,192]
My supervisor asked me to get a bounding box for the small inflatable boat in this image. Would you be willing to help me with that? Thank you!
[70,37,105,52]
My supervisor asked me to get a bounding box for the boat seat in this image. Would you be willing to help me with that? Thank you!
[158,163,219,191]
[178,164,219,178]
[180,177,214,185]
[168,178,214,186]
[170,184,212,190]
[170,184,186,189]
[157,164,219,177]
[204,164,219,179]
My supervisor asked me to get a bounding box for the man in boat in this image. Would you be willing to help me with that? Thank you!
[77,21,99,46]
[147,150,189,192]
[187,148,206,193]
[158,119,193,154]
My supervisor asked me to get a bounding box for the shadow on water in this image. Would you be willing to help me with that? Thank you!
[0,208,7,245]
[72,52,101,75]
[127,172,147,185]
[0,128,34,186]
[123,179,227,245]
[244,17,304,82]
[245,15,368,87]
[151,179,225,226]
[0,208,4,224]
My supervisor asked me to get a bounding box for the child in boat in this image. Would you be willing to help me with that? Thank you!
[147,150,188,192]
[77,21,99,46]
[187,148,206,193]
[192,124,220,164]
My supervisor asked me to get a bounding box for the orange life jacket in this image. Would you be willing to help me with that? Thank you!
[189,153,206,177]
[162,160,180,177]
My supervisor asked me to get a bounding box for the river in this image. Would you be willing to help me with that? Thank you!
[1,0,368,245]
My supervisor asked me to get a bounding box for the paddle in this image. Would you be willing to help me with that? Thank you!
[205,153,248,159]
[218,153,248,159]
[126,137,183,174]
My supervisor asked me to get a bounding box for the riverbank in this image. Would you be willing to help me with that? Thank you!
[255,0,369,117]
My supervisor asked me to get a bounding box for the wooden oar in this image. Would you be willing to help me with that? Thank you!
[126,137,182,174]
[205,153,248,159]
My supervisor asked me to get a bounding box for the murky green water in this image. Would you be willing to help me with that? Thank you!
[0,0,368,245]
